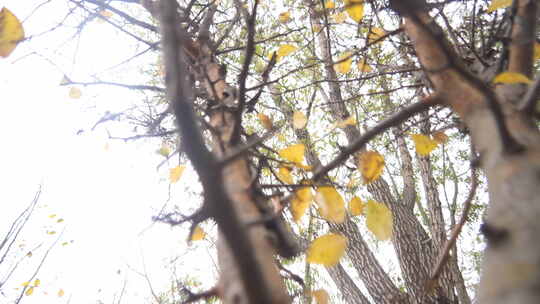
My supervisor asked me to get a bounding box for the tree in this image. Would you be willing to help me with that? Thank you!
[4,0,539,303]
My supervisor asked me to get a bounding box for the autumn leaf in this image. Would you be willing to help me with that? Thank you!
[25,286,34,296]
[34,279,40,287]
[346,177,358,189]
[432,131,449,144]
[191,226,206,241]
[169,165,186,183]
[291,187,312,222]
[21,281,30,287]
[487,0,512,13]
[335,116,356,128]
[58,289,65,297]
[276,44,297,59]
[334,52,353,74]
[100,10,113,18]
[534,43,540,61]
[278,144,305,164]
[0,8,24,58]
[332,12,347,24]
[57,218,64,223]
[349,196,364,216]
[278,11,290,23]
[344,0,364,23]
[157,143,171,157]
[359,151,385,184]
[366,200,393,241]
[26,251,32,257]
[325,1,335,9]
[49,214,57,218]
[312,289,330,304]
[410,134,438,156]
[293,111,308,129]
[47,231,56,235]
[357,58,372,73]
[368,27,385,44]
[257,113,273,130]
[277,166,294,184]
[493,72,532,84]
[68,87,82,99]
[307,233,348,266]
[315,187,346,223]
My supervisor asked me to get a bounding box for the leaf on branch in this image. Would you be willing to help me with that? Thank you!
[278,144,305,164]
[33,279,40,287]
[493,72,532,84]
[58,289,65,297]
[315,187,346,223]
[21,281,30,287]
[277,166,294,184]
[191,226,206,241]
[368,27,385,44]
[486,0,512,13]
[307,233,348,266]
[357,58,372,73]
[293,111,308,129]
[291,187,312,222]
[335,116,356,128]
[157,143,171,157]
[410,133,438,156]
[344,0,364,23]
[68,87,82,99]
[332,12,347,24]
[276,44,297,60]
[0,7,24,58]
[169,165,186,183]
[25,287,34,296]
[432,131,449,144]
[349,196,364,216]
[359,151,385,184]
[312,289,330,304]
[257,113,273,130]
[278,11,291,23]
[366,200,393,241]
[334,52,353,74]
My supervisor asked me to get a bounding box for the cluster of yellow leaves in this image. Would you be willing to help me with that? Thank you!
[358,151,385,184]
[191,226,206,241]
[366,200,393,240]
[0,7,24,58]
[23,279,41,296]
[410,133,439,156]
[349,196,364,216]
[291,187,313,222]
[169,165,186,183]
[293,111,308,129]
[307,233,348,266]
[493,72,532,84]
[344,0,364,23]
[257,113,273,130]
[487,0,512,13]
[315,187,346,223]
[312,289,330,304]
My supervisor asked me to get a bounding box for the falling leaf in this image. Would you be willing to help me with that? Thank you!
[359,151,385,184]
[487,0,512,13]
[344,0,364,23]
[278,11,290,23]
[278,144,305,164]
[191,226,206,241]
[277,167,294,184]
[349,196,364,216]
[291,187,312,222]
[325,1,335,9]
[315,187,346,223]
[68,87,82,99]
[169,165,186,183]
[276,44,297,59]
[57,218,64,223]
[368,27,386,44]
[61,242,69,246]
[293,111,308,129]
[49,214,57,218]
[334,52,353,74]
[21,281,30,287]
[335,116,356,128]
[58,289,65,297]
[307,233,348,266]
[357,58,372,73]
[34,279,40,287]
[410,134,438,156]
[0,8,24,57]
[332,12,347,24]
[157,144,171,157]
[534,43,540,60]
[432,131,449,144]
[493,72,532,84]
[47,231,56,235]
[257,113,273,130]
[366,200,393,240]
[25,287,34,296]
[312,289,330,304]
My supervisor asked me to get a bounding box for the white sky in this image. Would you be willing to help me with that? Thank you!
[0,1,218,303]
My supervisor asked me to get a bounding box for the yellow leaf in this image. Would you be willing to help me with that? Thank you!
[315,187,346,223]
[312,24,321,32]
[291,187,312,222]
[332,12,347,24]
[169,165,186,183]
[487,0,512,13]
[432,131,449,144]
[61,242,69,246]
[359,151,385,184]
[278,144,305,164]
[334,52,353,74]
[307,233,348,266]
[0,8,24,58]
[366,200,393,240]
[257,113,273,130]
[58,289,65,297]
[26,251,32,257]
[47,231,56,235]
[534,43,540,61]
[34,279,40,287]
[278,11,290,23]
[57,218,64,223]
[344,0,364,23]
[293,111,308,129]
[357,58,372,73]
[276,44,297,59]
[21,281,30,287]
[493,72,532,84]
[312,289,330,304]
[349,196,364,216]
[368,27,385,44]
[68,87,82,99]
[410,133,438,156]
[295,163,312,171]
[191,226,206,241]
[100,10,113,18]
[25,286,34,296]
[325,1,335,9]
[157,144,171,157]
[277,166,294,184]
[49,214,57,218]
[336,116,356,128]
